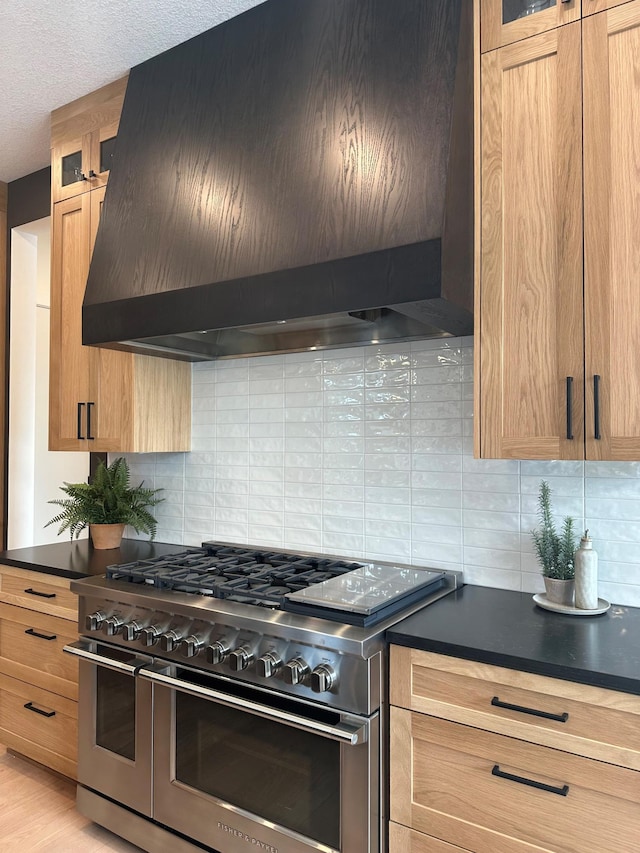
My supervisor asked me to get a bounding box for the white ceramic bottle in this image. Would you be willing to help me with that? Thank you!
[574,530,598,610]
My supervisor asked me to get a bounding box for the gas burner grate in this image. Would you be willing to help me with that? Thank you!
[105,543,366,608]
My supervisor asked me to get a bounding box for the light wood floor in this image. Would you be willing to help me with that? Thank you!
[0,746,145,852]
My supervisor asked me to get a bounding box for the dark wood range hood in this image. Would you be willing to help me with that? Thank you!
[83,0,473,361]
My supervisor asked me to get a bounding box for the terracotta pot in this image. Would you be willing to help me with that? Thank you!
[543,576,575,607]
[90,523,125,550]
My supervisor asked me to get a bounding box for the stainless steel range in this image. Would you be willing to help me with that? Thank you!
[64,541,462,853]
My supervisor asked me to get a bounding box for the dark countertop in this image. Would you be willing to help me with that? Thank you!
[387,585,640,696]
[0,538,183,580]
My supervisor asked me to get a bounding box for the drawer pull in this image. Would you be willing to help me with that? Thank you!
[25,627,57,641]
[24,588,56,599]
[491,696,568,723]
[492,764,569,797]
[23,702,56,719]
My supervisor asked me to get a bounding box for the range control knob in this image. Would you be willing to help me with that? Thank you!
[181,635,205,658]
[160,629,184,653]
[229,646,254,672]
[102,615,125,637]
[121,621,143,642]
[85,611,106,632]
[310,664,337,694]
[206,640,231,665]
[256,652,282,679]
[283,657,310,686]
[140,626,162,647]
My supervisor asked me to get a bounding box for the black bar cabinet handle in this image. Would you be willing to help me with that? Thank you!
[77,402,85,439]
[24,587,56,599]
[23,702,56,719]
[25,627,57,641]
[87,402,95,440]
[565,376,574,440]
[492,764,569,797]
[491,696,568,723]
[593,375,601,440]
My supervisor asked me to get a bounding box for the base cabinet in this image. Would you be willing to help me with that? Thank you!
[389,646,640,853]
[0,565,78,778]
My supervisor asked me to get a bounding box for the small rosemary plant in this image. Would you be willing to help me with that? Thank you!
[531,481,577,580]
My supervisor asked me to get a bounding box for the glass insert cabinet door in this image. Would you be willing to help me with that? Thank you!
[481,0,581,53]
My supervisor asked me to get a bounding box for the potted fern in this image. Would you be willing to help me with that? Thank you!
[531,481,577,606]
[46,457,163,549]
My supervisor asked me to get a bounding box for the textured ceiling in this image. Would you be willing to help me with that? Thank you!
[0,0,264,184]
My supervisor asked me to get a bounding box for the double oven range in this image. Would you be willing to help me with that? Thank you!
[64,541,461,853]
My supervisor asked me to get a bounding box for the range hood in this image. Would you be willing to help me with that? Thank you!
[83,0,473,362]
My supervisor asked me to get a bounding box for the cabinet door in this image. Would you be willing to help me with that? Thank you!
[582,0,636,16]
[87,120,119,192]
[583,1,640,460]
[479,25,584,458]
[50,189,132,451]
[87,187,134,451]
[481,0,581,53]
[49,194,92,450]
[51,135,93,203]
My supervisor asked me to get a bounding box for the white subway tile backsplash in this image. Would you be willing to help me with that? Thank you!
[130,342,640,607]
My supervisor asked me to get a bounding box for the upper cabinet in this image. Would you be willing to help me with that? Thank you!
[51,122,118,203]
[480,0,632,52]
[480,0,581,52]
[50,78,126,203]
[49,78,192,453]
[476,0,640,460]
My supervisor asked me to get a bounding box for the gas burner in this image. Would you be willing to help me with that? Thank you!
[106,544,367,610]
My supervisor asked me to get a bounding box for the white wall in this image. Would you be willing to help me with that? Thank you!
[119,336,640,608]
[8,218,89,548]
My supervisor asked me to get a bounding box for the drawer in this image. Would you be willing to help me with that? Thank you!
[390,822,470,852]
[390,646,640,769]
[390,707,640,853]
[0,601,78,699]
[0,671,77,779]
[0,564,77,620]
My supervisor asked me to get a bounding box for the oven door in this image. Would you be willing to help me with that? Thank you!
[64,639,153,816]
[139,662,378,853]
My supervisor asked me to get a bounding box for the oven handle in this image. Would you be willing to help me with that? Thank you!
[63,639,151,675]
[138,663,368,746]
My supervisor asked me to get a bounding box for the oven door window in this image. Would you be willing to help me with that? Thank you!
[96,665,136,761]
[175,690,340,849]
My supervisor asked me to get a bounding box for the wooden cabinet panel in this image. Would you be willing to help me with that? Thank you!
[480,0,581,53]
[0,565,77,620]
[49,193,92,450]
[49,186,134,451]
[583,0,640,460]
[391,708,640,853]
[583,0,636,15]
[479,26,584,458]
[478,1,640,459]
[0,602,78,700]
[0,672,77,780]
[390,647,640,769]
[49,187,191,452]
[389,822,470,853]
[49,78,192,454]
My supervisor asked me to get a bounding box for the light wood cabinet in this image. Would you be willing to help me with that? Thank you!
[0,565,79,778]
[480,0,581,53]
[480,0,632,53]
[389,646,640,853]
[51,121,117,203]
[49,80,192,453]
[477,0,640,460]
